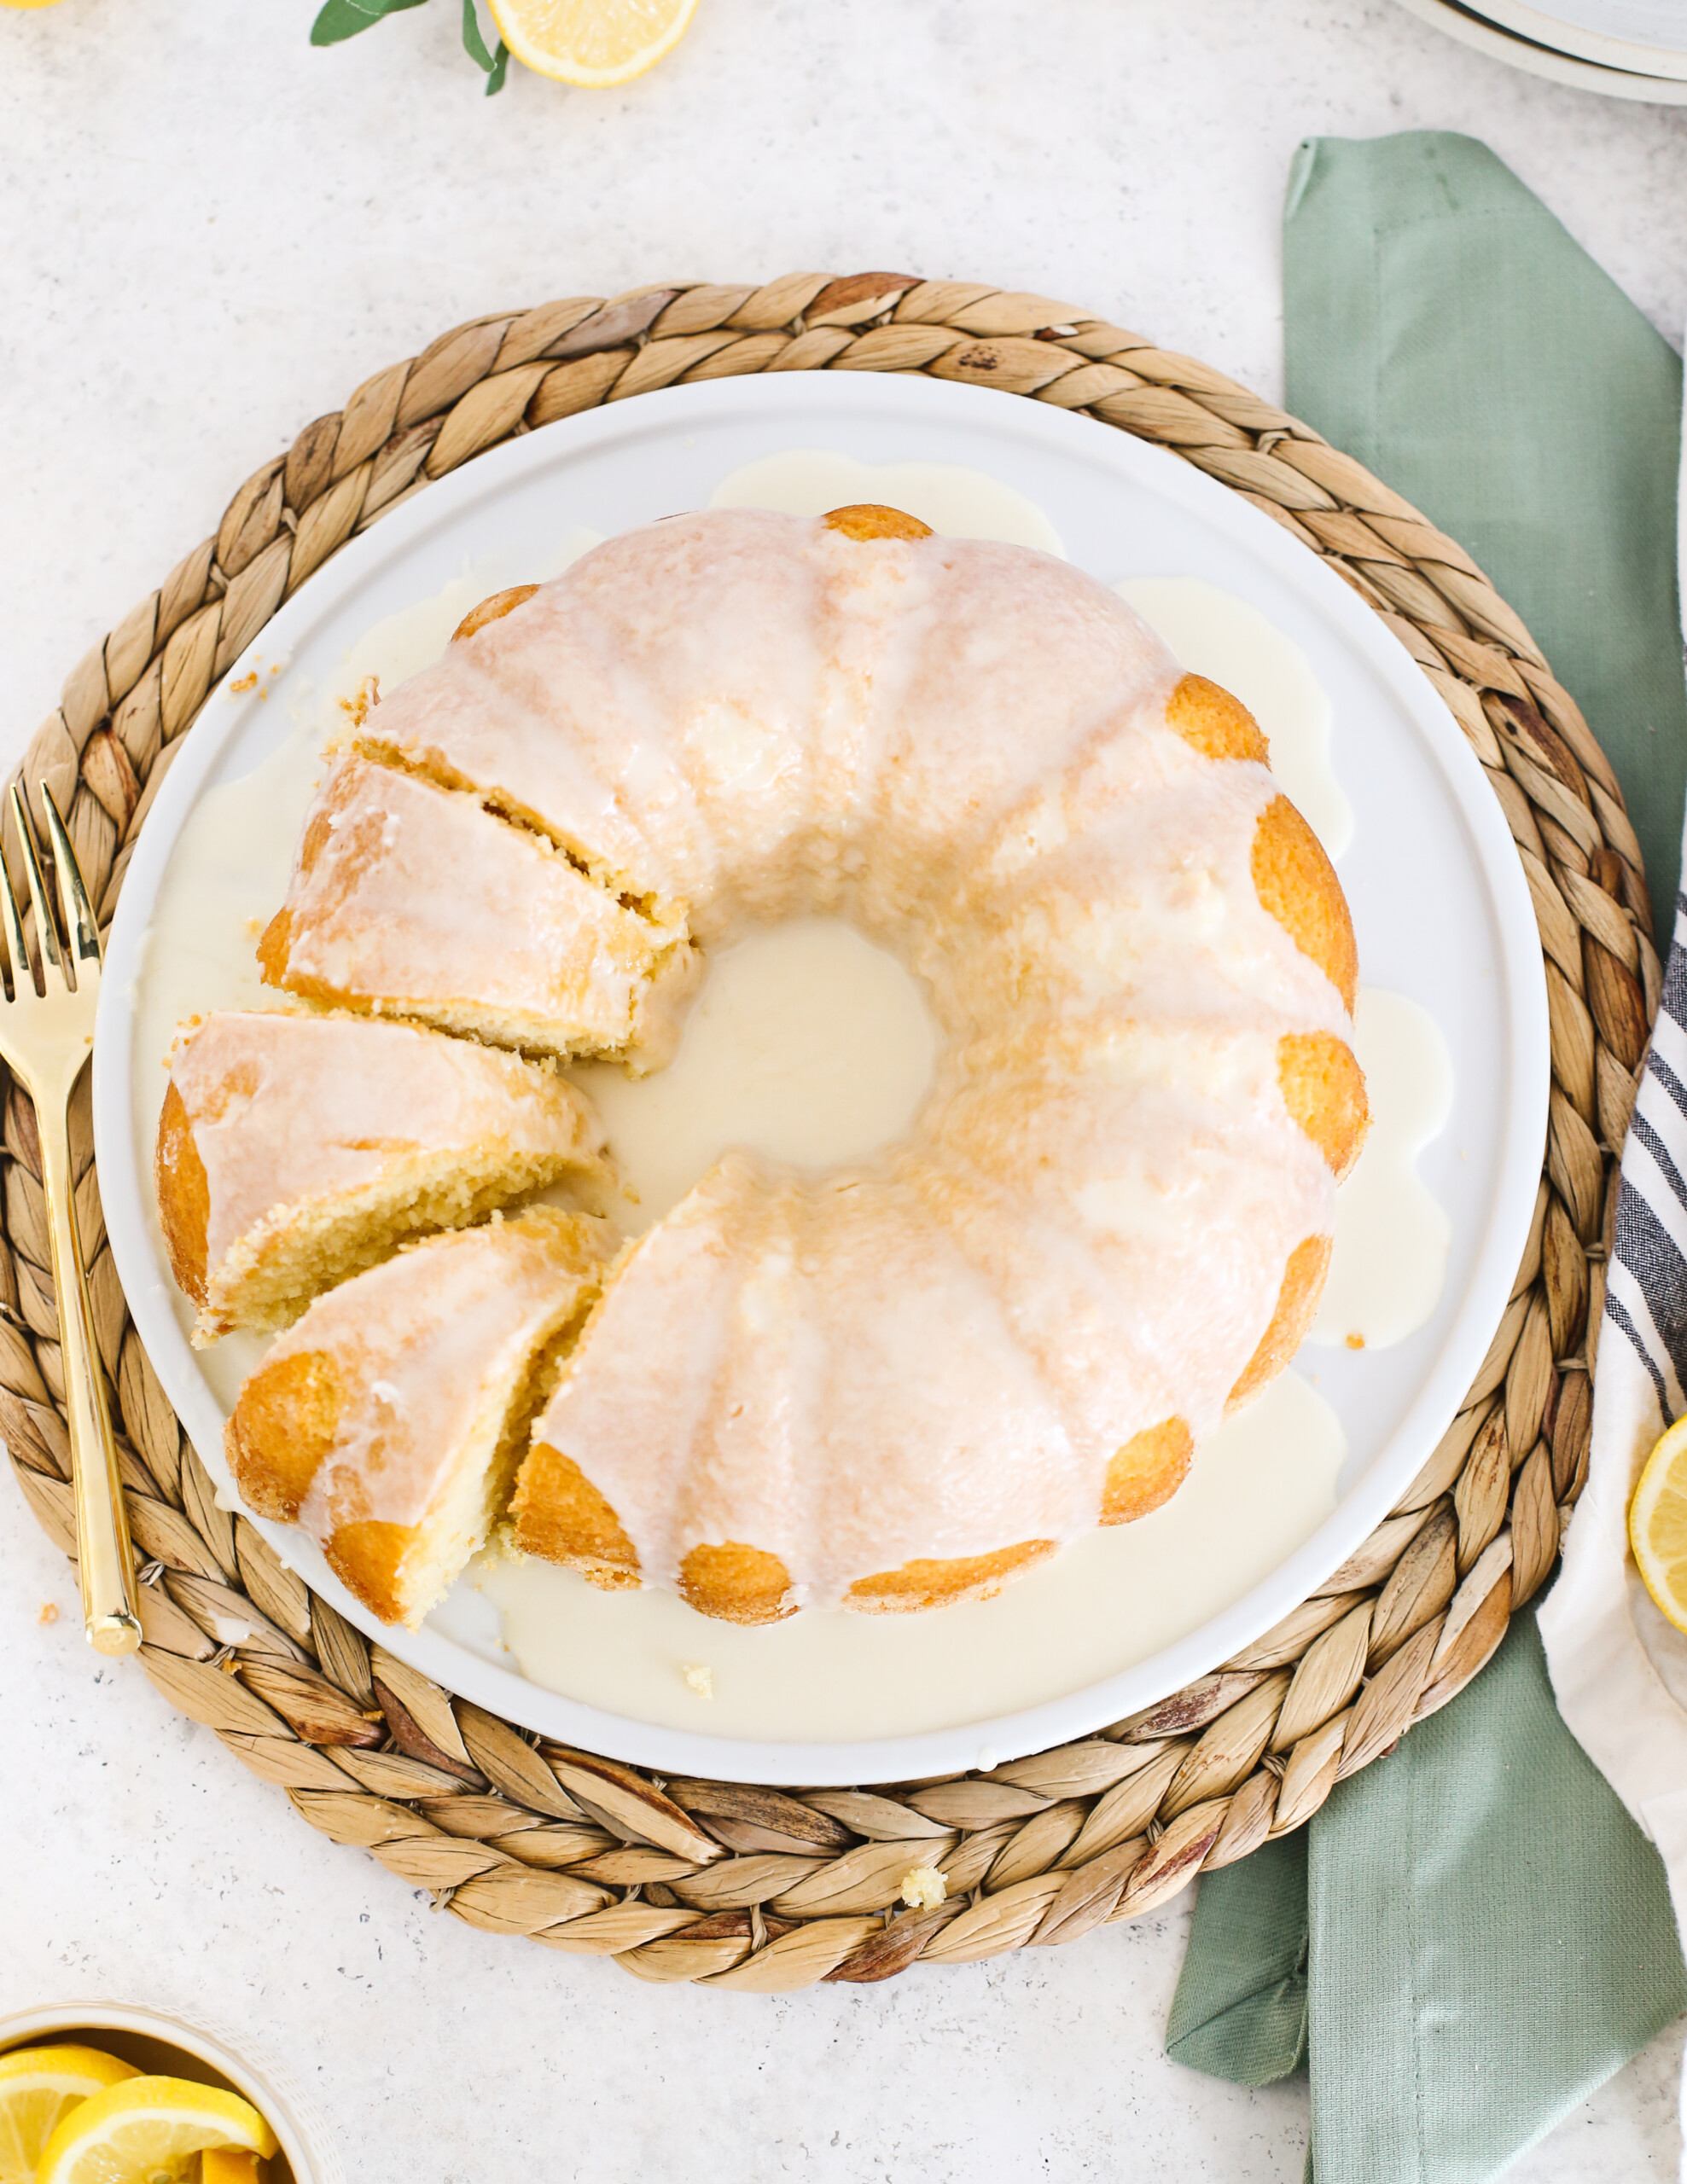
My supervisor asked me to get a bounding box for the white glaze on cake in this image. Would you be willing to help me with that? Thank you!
[357,515,835,932]
[265,752,698,1065]
[168,1008,604,1282]
[363,514,1210,949]
[271,1211,609,1542]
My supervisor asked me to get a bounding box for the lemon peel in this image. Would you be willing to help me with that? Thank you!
[36,2074,277,2184]
[486,0,701,85]
[1630,1413,1687,1635]
[0,2045,139,2184]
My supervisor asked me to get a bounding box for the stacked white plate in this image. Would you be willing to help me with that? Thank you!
[1398,0,1687,97]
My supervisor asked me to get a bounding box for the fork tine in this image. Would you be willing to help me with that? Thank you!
[38,783,99,970]
[9,783,64,985]
[0,821,31,999]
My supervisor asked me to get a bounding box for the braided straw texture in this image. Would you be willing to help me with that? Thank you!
[1,275,1655,1989]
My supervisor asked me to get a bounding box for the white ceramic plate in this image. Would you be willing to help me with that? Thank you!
[1396,0,1687,96]
[95,373,1548,1784]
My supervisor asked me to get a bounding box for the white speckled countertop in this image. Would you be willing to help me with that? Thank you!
[3,3,1686,2175]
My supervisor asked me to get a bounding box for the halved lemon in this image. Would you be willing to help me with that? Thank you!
[487,0,701,85]
[1630,1414,1687,1633]
[0,2046,139,2184]
[36,2075,277,2184]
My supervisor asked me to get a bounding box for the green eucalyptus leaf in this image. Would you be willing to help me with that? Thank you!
[311,0,431,48]
[312,0,503,90]
[460,0,496,67]
[460,0,510,92]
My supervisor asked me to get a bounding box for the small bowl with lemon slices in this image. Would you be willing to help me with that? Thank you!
[0,2005,337,2184]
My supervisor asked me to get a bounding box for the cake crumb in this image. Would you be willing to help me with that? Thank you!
[1345,1333,1365,1351]
[38,1601,58,1625]
[682,1663,714,1699]
[227,671,259,694]
[338,674,380,728]
[899,1866,946,1910]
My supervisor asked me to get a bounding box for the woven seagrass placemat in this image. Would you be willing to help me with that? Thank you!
[0,275,1655,1991]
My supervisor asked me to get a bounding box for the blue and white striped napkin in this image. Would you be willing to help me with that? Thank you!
[1603,936,1687,1414]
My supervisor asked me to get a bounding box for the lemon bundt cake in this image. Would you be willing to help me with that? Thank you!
[226,1209,609,1627]
[166,502,1366,1629]
[155,1008,603,1342]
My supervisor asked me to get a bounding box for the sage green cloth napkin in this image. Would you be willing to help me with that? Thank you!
[1166,132,1687,2181]
[1281,130,1687,940]
[1172,1612,1686,2178]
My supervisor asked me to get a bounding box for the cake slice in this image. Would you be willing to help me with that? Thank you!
[226,1209,611,1628]
[156,1008,605,1342]
[508,1154,784,1619]
[257,752,698,1066]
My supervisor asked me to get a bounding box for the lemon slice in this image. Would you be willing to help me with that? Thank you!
[486,0,701,85]
[202,2153,266,2183]
[1630,1414,1687,1632]
[0,2046,139,2184]
[36,2076,277,2184]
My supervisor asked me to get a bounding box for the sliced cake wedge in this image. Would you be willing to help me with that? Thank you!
[257,752,698,1067]
[226,1208,611,1628]
[155,1008,605,1342]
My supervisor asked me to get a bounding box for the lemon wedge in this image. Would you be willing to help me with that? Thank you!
[0,2046,139,2184]
[202,2152,267,2183]
[1630,1414,1687,1633]
[486,0,701,84]
[36,2076,277,2184]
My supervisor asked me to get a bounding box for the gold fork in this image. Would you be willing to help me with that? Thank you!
[0,781,140,1656]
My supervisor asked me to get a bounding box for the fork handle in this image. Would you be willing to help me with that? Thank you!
[39,1093,142,1657]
